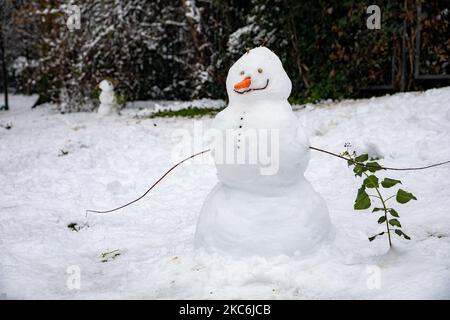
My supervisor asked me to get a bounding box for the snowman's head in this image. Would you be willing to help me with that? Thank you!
[226,47,292,104]
[99,80,114,92]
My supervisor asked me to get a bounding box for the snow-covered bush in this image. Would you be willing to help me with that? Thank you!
[26,0,238,112]
[5,0,448,110]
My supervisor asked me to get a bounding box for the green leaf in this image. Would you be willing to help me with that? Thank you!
[381,178,402,188]
[366,161,383,172]
[372,207,384,212]
[354,186,371,210]
[388,208,399,217]
[353,164,366,177]
[377,216,386,224]
[389,219,402,227]
[396,189,417,204]
[394,229,411,240]
[347,159,354,167]
[369,231,385,242]
[355,154,369,163]
[363,175,379,188]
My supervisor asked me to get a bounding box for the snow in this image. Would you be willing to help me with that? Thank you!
[228,25,258,55]
[1,88,450,299]
[184,0,201,24]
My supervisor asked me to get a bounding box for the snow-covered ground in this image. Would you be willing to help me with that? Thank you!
[1,88,450,299]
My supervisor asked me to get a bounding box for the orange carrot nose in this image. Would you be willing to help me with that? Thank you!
[234,77,252,90]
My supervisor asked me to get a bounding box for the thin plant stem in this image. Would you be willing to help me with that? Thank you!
[364,172,392,248]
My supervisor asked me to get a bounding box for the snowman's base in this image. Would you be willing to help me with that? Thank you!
[195,180,334,257]
[97,104,118,116]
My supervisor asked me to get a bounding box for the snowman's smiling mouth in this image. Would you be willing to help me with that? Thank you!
[234,79,269,94]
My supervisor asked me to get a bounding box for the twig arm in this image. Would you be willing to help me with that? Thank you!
[85,149,210,217]
[309,146,450,171]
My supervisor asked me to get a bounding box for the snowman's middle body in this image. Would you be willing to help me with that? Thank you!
[195,100,332,257]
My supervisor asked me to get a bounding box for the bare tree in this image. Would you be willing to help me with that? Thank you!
[0,0,13,110]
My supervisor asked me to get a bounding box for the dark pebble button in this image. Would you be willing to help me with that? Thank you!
[239,125,242,128]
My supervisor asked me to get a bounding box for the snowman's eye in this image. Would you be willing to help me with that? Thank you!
[258,68,263,73]
[239,71,245,76]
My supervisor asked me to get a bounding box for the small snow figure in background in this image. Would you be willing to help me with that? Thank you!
[97,80,118,116]
[195,47,334,257]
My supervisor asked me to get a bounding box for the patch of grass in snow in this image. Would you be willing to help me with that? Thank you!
[100,249,121,263]
[148,106,224,119]
[0,122,13,130]
[58,149,69,157]
[427,232,446,239]
[67,222,79,231]
[67,222,89,232]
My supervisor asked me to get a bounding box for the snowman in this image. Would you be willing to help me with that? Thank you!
[195,47,333,256]
[97,80,118,116]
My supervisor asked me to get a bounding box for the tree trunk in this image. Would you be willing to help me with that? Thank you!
[0,31,9,110]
